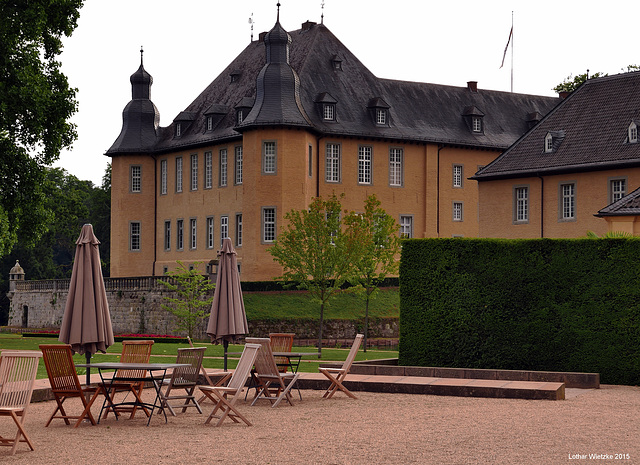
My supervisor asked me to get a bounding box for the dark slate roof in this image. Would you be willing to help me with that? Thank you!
[109,21,559,155]
[473,71,640,181]
[596,186,640,217]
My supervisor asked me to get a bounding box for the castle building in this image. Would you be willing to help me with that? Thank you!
[107,14,558,281]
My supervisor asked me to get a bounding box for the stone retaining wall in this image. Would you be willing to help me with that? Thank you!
[7,278,399,340]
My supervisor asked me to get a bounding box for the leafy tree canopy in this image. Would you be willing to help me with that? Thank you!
[553,65,639,94]
[0,0,84,256]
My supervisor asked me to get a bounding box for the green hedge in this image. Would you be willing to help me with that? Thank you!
[398,238,640,385]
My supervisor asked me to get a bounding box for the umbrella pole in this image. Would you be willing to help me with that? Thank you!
[85,352,92,386]
[223,340,229,372]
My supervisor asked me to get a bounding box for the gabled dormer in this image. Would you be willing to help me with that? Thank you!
[463,106,485,134]
[173,111,196,138]
[229,70,242,83]
[544,130,565,153]
[203,104,228,132]
[330,54,343,71]
[234,97,254,125]
[628,121,639,143]
[315,92,338,122]
[368,97,390,126]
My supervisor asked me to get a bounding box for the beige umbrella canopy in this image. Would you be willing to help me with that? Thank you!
[59,224,114,383]
[207,237,249,370]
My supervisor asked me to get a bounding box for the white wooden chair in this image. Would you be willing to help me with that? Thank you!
[318,334,363,399]
[246,337,300,408]
[0,350,42,455]
[199,343,260,427]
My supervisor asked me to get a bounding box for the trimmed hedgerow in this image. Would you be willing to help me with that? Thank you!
[399,238,640,385]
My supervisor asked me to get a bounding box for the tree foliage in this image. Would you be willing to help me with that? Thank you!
[0,0,83,256]
[343,194,401,350]
[552,71,606,94]
[160,261,214,338]
[268,194,355,356]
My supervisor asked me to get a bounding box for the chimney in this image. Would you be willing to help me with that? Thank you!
[467,81,478,92]
[559,91,570,100]
[301,20,316,31]
[259,31,267,42]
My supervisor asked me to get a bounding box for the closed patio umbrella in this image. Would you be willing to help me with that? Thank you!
[207,237,249,370]
[59,224,114,384]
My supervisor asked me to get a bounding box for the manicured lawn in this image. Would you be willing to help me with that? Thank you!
[0,333,397,379]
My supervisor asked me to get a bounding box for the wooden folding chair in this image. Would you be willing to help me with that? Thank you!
[101,340,154,419]
[159,347,205,416]
[200,343,260,427]
[246,338,300,408]
[39,344,104,428]
[269,333,294,373]
[318,334,363,399]
[0,350,42,455]
[187,337,231,404]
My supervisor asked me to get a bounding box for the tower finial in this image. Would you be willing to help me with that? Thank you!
[277,2,280,22]
[321,1,325,24]
[249,13,254,41]
[140,46,144,65]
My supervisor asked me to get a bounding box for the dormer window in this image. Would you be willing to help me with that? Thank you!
[176,123,181,137]
[315,92,338,122]
[323,104,335,121]
[230,70,241,83]
[234,97,254,127]
[462,106,484,134]
[368,97,390,127]
[207,116,213,131]
[173,111,196,138]
[544,130,565,153]
[545,133,553,152]
[629,121,638,143]
[331,54,343,71]
[237,110,244,124]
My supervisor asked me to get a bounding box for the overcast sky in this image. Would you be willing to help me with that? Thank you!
[54,0,640,185]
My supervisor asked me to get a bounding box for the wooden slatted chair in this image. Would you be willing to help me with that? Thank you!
[0,350,42,455]
[187,337,231,404]
[158,347,205,416]
[200,343,260,427]
[101,340,154,419]
[318,334,363,399]
[39,344,104,428]
[246,338,300,408]
[269,333,294,373]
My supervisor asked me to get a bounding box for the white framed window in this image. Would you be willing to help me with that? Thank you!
[176,157,183,193]
[389,147,403,187]
[189,218,197,250]
[358,146,372,184]
[220,216,229,246]
[453,164,463,188]
[514,186,529,223]
[472,116,482,133]
[376,109,386,125]
[399,215,413,238]
[237,109,244,125]
[205,151,212,189]
[219,148,228,187]
[130,222,141,251]
[263,141,276,174]
[323,104,335,121]
[206,216,215,249]
[545,133,554,153]
[560,183,576,220]
[190,154,198,191]
[164,221,171,251]
[325,143,341,183]
[235,214,243,247]
[629,122,638,143]
[176,219,184,250]
[130,165,141,193]
[453,202,463,221]
[610,178,627,203]
[262,207,276,243]
[207,116,213,131]
[175,123,181,137]
[235,146,243,185]
[160,159,167,195]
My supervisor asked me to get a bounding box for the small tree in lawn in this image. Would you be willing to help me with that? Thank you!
[160,261,214,339]
[343,195,401,351]
[268,194,354,357]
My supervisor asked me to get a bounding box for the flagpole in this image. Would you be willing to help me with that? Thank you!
[510,11,514,93]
